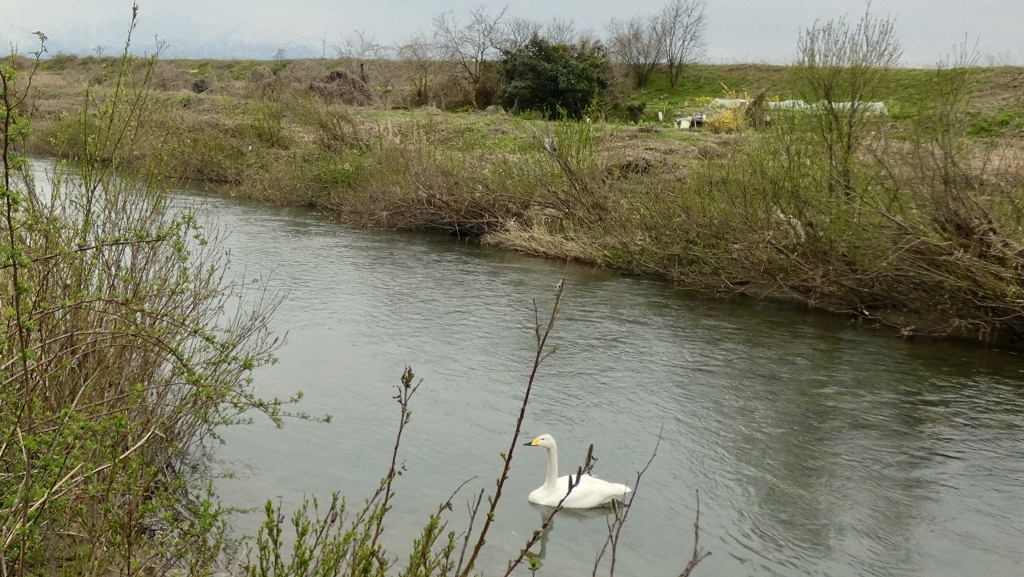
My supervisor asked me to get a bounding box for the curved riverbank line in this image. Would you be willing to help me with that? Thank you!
[18,55,1024,345]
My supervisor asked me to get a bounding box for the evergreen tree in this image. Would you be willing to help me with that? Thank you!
[499,35,609,120]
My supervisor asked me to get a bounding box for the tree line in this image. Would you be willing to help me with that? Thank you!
[334,0,707,117]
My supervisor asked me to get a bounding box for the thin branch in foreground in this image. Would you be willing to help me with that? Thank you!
[454,488,485,575]
[369,367,421,551]
[679,490,711,577]
[591,428,662,577]
[456,278,566,577]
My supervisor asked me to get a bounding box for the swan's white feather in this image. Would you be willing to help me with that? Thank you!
[524,434,631,509]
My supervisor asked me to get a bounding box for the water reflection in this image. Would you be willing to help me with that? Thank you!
[521,503,613,571]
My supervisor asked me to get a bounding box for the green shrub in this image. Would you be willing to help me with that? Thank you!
[499,35,610,120]
[624,101,646,123]
[1,23,292,575]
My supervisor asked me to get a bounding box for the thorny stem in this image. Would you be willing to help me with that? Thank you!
[456,278,565,577]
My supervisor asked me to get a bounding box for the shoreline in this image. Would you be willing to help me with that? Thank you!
[20,57,1024,349]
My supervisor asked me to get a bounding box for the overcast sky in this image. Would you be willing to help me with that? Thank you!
[2,0,1021,66]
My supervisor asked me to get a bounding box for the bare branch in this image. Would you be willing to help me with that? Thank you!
[607,14,664,89]
[680,491,711,577]
[659,0,708,90]
[433,4,509,107]
[456,278,565,577]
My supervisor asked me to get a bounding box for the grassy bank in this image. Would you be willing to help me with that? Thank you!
[15,54,1024,345]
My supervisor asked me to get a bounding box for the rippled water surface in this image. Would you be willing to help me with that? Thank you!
[188,191,1024,577]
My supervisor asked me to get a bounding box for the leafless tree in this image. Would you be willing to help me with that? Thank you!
[501,16,541,53]
[319,33,329,60]
[501,17,584,52]
[433,4,509,107]
[545,18,577,45]
[398,32,442,106]
[576,27,600,48]
[606,14,664,89]
[335,29,390,83]
[794,6,902,197]
[659,0,707,90]
[336,29,388,61]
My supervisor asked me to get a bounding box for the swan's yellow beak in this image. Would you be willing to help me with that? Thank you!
[523,437,541,446]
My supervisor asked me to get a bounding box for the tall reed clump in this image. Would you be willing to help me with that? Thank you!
[871,47,1024,340]
[1,6,294,575]
[301,115,533,235]
[474,120,626,263]
[671,24,1024,340]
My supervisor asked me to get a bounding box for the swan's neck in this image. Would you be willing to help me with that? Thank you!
[544,444,559,490]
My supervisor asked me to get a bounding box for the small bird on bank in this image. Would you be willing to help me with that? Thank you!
[523,434,631,508]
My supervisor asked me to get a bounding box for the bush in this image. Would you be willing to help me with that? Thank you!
[1,18,297,576]
[624,101,647,123]
[499,35,610,120]
[192,76,211,93]
[705,108,744,133]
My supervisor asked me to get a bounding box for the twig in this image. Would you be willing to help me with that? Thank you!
[456,278,566,577]
[592,427,662,576]
[454,488,485,576]
[444,476,478,509]
[370,367,420,550]
[679,490,711,577]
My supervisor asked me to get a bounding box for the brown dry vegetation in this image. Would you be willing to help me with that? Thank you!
[14,54,1024,346]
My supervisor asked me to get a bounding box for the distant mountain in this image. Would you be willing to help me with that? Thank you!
[1,10,321,60]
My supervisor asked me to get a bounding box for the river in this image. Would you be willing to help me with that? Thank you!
[192,190,1024,577]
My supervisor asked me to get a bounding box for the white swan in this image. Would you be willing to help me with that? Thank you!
[523,434,631,508]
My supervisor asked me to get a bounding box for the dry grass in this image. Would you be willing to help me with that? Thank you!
[482,219,604,263]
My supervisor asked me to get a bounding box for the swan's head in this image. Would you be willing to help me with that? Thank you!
[524,434,556,449]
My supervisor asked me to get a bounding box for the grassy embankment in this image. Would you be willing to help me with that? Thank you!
[18,55,1024,344]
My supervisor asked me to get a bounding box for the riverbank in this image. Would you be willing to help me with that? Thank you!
[17,56,1024,345]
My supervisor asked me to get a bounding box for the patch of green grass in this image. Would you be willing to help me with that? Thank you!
[637,64,797,117]
[354,108,544,154]
[309,154,364,191]
[194,60,215,76]
[212,59,272,80]
[41,52,80,70]
[966,123,998,137]
[967,109,1024,137]
[634,64,1004,125]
